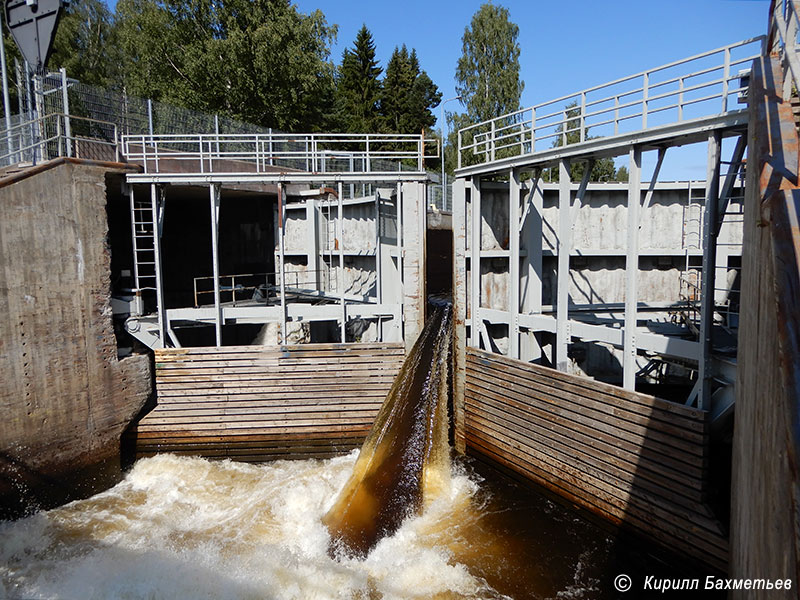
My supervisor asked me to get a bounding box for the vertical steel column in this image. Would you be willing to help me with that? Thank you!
[306,198,319,291]
[59,68,71,157]
[151,184,167,348]
[508,169,520,358]
[375,192,383,341]
[520,175,543,362]
[470,176,481,348]
[277,183,287,345]
[338,182,346,343]
[623,146,643,390]
[452,177,468,452]
[209,184,222,346]
[555,160,572,371]
[698,131,722,410]
[396,181,404,338]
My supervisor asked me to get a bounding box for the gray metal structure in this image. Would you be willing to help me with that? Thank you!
[122,133,437,353]
[453,35,763,414]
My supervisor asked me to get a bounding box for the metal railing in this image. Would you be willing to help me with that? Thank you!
[122,132,440,174]
[0,112,118,166]
[457,36,764,168]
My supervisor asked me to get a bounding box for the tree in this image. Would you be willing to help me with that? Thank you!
[542,101,619,182]
[380,45,441,135]
[50,0,121,87]
[334,25,382,132]
[448,2,524,170]
[115,0,338,131]
[454,2,523,122]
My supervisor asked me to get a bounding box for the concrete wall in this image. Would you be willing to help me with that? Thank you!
[0,160,152,518]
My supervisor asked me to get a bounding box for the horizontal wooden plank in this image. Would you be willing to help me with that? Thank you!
[156,356,404,370]
[464,433,728,566]
[155,375,396,390]
[466,352,705,433]
[465,377,705,464]
[155,342,404,357]
[464,396,705,499]
[128,428,371,442]
[465,446,728,574]
[465,409,707,524]
[467,348,705,421]
[464,387,705,482]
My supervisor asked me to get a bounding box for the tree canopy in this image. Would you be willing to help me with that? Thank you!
[381,45,441,135]
[446,2,524,172]
[3,1,441,138]
[115,0,338,131]
[455,2,523,123]
[334,25,382,133]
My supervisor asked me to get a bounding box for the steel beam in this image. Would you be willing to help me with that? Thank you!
[338,182,346,343]
[508,169,520,359]
[150,184,167,348]
[452,177,468,452]
[470,176,481,348]
[623,146,643,390]
[520,174,543,362]
[556,160,572,371]
[698,131,722,410]
[209,183,222,346]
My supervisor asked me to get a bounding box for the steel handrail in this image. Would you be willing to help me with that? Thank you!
[458,36,765,167]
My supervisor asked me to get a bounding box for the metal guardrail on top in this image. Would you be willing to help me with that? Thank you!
[122,132,440,175]
[0,112,119,166]
[457,36,765,169]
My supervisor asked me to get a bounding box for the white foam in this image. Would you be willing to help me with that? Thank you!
[0,453,509,600]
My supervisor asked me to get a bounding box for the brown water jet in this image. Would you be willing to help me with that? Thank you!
[323,299,453,558]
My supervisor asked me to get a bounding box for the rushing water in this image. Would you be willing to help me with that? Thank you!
[324,300,452,558]
[1,299,708,598]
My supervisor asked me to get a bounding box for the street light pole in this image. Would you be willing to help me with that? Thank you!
[440,95,461,210]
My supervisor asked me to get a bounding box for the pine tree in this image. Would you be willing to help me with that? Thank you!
[335,25,382,132]
[381,46,441,134]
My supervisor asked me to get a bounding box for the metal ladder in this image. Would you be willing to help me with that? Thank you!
[129,189,157,308]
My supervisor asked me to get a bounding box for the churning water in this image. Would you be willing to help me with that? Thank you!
[0,299,695,599]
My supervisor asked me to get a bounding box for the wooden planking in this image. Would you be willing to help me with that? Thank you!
[729,54,800,596]
[128,343,404,461]
[464,347,728,572]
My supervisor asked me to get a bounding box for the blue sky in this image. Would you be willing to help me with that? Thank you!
[290,0,768,179]
[106,0,770,179]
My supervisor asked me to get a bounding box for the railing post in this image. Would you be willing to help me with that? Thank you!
[214,113,220,160]
[490,120,496,161]
[678,78,684,121]
[60,68,72,157]
[642,72,649,129]
[147,98,154,136]
[580,91,586,143]
[457,130,462,169]
[722,47,731,112]
[366,136,371,173]
[268,127,273,166]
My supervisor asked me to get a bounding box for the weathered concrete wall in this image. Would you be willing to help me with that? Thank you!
[0,160,152,518]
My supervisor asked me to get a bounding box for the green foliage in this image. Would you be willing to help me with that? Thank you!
[381,45,441,135]
[542,101,623,182]
[50,0,121,87]
[615,165,629,182]
[455,2,523,123]
[115,0,338,131]
[334,25,382,132]
[447,2,524,171]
